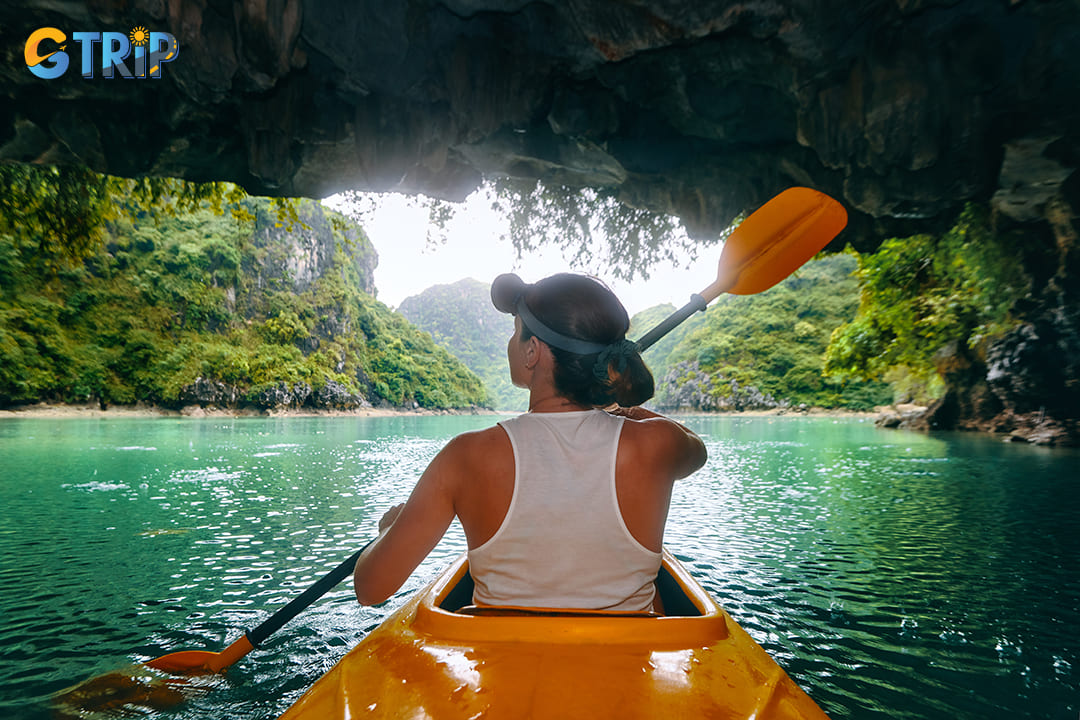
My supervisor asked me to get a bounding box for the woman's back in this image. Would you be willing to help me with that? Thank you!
[467,410,661,611]
[351,272,706,608]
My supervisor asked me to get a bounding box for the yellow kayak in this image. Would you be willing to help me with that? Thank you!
[279,550,830,719]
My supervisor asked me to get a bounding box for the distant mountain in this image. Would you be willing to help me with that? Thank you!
[629,254,891,411]
[399,279,528,411]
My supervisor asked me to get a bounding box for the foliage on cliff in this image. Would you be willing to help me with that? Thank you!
[487,179,701,282]
[398,279,527,411]
[635,254,891,411]
[0,166,488,410]
[0,163,303,264]
[824,205,1030,403]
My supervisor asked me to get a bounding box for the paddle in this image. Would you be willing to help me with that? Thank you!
[633,187,847,351]
[144,540,373,674]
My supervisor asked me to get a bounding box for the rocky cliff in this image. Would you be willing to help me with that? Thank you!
[3,1,1079,440]
[248,201,376,296]
[0,186,489,412]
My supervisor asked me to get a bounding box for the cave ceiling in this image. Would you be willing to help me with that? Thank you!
[3,0,1080,248]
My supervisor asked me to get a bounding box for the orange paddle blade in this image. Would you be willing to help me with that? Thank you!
[144,635,255,674]
[144,650,223,674]
[50,663,218,716]
[703,187,848,301]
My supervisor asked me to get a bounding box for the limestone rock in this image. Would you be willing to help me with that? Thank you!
[3,1,1079,247]
[247,201,376,296]
[656,360,784,412]
[314,379,366,410]
[251,381,314,410]
[178,376,241,406]
[6,1,1080,437]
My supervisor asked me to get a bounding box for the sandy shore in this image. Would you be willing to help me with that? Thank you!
[0,401,881,420]
[0,402,504,419]
[671,407,881,419]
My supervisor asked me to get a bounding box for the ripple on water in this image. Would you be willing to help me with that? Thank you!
[62,481,130,492]
[2,416,1077,720]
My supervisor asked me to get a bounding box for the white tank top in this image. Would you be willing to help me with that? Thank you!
[468,409,662,611]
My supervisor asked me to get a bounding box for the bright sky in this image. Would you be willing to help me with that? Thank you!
[323,190,720,319]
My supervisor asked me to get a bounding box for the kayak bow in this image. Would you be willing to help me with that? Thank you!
[279,551,830,719]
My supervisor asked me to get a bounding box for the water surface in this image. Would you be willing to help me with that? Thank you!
[0,415,1076,719]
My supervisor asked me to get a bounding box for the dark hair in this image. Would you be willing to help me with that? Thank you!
[520,274,654,407]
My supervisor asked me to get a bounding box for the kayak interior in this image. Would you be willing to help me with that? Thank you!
[278,551,831,719]
[407,552,731,648]
[436,555,705,617]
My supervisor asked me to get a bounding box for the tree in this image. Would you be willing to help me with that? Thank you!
[0,163,302,273]
[0,164,112,273]
[334,179,704,283]
[824,205,1030,401]
[0,169,487,410]
[640,254,891,411]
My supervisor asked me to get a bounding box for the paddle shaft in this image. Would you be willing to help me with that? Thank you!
[634,294,708,352]
[144,188,846,676]
[248,542,371,646]
[145,540,375,673]
[633,187,847,353]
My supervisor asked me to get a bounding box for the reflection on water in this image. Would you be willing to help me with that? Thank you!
[0,416,1076,720]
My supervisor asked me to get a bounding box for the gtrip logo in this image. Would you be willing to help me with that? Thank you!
[25,26,179,80]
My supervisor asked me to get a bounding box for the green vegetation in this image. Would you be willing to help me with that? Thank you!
[487,179,702,282]
[634,205,1030,411]
[0,163,304,266]
[398,279,528,411]
[3,163,1020,415]
[824,206,1029,404]
[637,254,892,411]
[0,166,487,411]
[337,180,704,284]
[396,256,888,413]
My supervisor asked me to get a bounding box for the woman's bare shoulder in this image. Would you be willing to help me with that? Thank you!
[616,413,707,478]
[436,424,515,498]
[440,423,511,461]
[617,413,686,441]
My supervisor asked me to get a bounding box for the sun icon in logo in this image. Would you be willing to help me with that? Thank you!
[129,26,150,47]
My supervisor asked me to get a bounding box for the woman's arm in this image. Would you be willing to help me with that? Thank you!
[352,438,464,605]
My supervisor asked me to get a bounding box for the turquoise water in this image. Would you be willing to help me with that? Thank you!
[0,415,1077,719]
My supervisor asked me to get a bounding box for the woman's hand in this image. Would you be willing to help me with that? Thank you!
[378,503,405,533]
[606,405,662,421]
[609,405,707,478]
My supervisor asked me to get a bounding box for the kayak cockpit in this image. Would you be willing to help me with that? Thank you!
[408,551,729,647]
[436,552,705,618]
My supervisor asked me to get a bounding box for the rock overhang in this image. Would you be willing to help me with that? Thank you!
[3,0,1079,249]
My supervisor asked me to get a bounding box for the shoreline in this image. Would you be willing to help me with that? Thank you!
[674,407,881,419]
[0,401,506,420]
[0,401,882,420]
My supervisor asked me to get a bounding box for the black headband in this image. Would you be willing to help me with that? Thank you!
[491,273,640,374]
[514,296,609,355]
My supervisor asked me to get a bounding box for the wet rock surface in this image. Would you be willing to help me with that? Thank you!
[2,1,1077,246]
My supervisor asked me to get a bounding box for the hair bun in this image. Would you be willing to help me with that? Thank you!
[491,273,527,314]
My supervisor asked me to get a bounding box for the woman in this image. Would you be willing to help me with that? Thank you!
[353,272,707,611]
